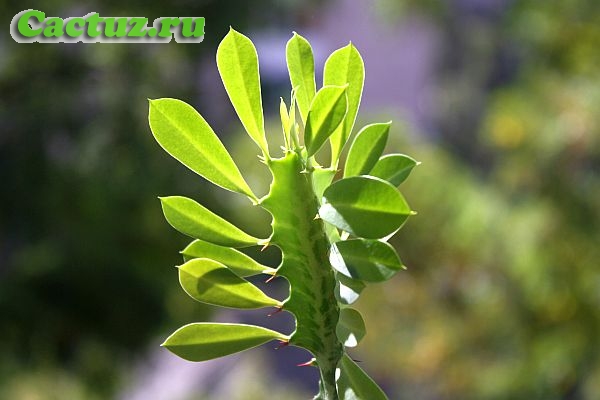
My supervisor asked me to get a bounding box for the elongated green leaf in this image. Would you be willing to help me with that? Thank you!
[336,308,366,348]
[344,122,391,177]
[336,354,388,400]
[160,196,260,247]
[320,176,412,239]
[323,43,365,167]
[217,28,268,155]
[162,323,287,362]
[370,154,419,186]
[331,239,403,282]
[148,98,255,199]
[280,98,291,148]
[182,240,275,277]
[304,85,348,157]
[178,258,280,309]
[286,32,316,122]
[335,272,366,305]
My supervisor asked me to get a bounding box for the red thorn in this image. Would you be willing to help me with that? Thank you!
[267,306,283,317]
[265,274,277,283]
[275,339,289,350]
[297,358,316,367]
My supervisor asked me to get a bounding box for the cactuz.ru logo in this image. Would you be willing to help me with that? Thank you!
[10,10,205,43]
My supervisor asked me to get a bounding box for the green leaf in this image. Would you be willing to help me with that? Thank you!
[344,122,391,177]
[286,32,316,122]
[312,167,336,202]
[336,308,366,348]
[331,239,403,282]
[217,28,269,156]
[335,272,366,305]
[370,154,419,186]
[148,98,255,199]
[181,240,276,277]
[160,196,260,247]
[323,43,365,167]
[336,354,388,400]
[162,323,287,362]
[320,176,412,239]
[304,85,348,157]
[280,97,291,148]
[178,258,280,309]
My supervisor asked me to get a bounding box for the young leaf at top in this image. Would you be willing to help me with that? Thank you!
[217,28,269,156]
[336,354,388,400]
[344,122,391,177]
[160,196,260,248]
[178,258,281,309]
[182,239,276,277]
[304,85,348,157]
[320,176,412,239]
[331,239,403,282]
[149,98,255,200]
[162,323,288,362]
[286,32,316,122]
[323,43,365,167]
[336,307,366,348]
[370,154,419,186]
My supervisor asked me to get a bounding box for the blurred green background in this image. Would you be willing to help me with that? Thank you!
[1,0,599,399]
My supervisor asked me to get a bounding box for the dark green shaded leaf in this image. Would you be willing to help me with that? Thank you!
[178,258,280,309]
[320,176,412,239]
[160,196,260,247]
[162,323,287,362]
[337,354,388,400]
[335,272,366,305]
[344,122,391,177]
[336,308,366,347]
[331,239,403,282]
[370,154,418,186]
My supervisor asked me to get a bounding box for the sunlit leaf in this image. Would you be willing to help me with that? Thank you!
[217,28,269,156]
[335,272,366,305]
[304,85,348,157]
[336,308,366,347]
[160,196,260,247]
[148,98,255,199]
[323,43,364,167]
[344,122,391,177]
[370,154,418,186]
[312,167,337,202]
[181,240,275,277]
[336,354,388,400]
[331,239,403,282]
[286,32,316,122]
[320,176,412,239]
[162,323,287,362]
[178,258,280,309]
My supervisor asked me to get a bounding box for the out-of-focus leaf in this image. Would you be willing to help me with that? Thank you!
[148,98,255,199]
[160,196,260,247]
[336,307,366,347]
[331,239,403,282]
[344,122,391,177]
[181,240,275,277]
[323,43,364,167]
[178,258,280,309]
[304,85,348,157]
[217,28,269,155]
[286,32,316,122]
[336,354,388,400]
[370,154,418,186]
[320,176,412,239]
[162,323,287,362]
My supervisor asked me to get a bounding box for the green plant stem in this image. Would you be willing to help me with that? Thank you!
[261,151,343,399]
